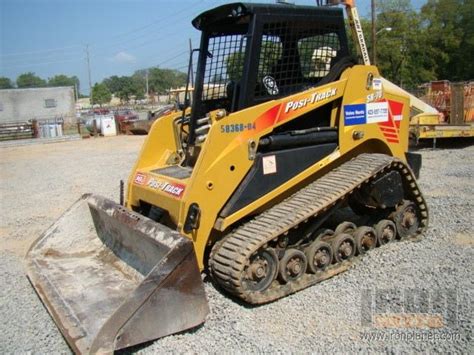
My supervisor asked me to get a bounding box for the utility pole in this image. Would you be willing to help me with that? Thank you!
[189,38,194,86]
[371,0,376,65]
[85,44,93,105]
[145,69,149,98]
[74,82,79,102]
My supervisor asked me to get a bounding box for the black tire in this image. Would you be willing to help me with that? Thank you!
[375,219,396,246]
[353,226,377,254]
[331,233,356,262]
[278,249,307,283]
[305,240,333,274]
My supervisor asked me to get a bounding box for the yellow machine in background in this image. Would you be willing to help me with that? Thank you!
[409,80,474,146]
[26,1,428,353]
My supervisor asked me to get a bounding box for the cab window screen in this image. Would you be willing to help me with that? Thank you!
[202,34,247,101]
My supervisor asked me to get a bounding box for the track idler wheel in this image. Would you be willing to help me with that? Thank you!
[393,200,419,239]
[353,226,377,254]
[334,222,356,235]
[305,241,333,274]
[242,248,278,292]
[278,249,307,283]
[375,219,396,246]
[331,233,356,262]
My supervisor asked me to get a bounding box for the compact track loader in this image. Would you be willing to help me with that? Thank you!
[26,1,429,353]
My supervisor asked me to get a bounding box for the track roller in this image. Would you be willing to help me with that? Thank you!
[243,249,279,292]
[353,226,377,254]
[375,219,396,246]
[393,200,419,239]
[331,233,356,262]
[317,229,334,241]
[305,240,333,274]
[334,221,356,235]
[278,249,307,283]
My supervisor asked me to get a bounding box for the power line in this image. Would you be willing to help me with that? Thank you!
[98,1,203,44]
[0,45,83,58]
[1,1,209,61]
[90,1,207,54]
[0,57,84,69]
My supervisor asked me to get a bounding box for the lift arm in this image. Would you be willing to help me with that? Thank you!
[326,0,371,65]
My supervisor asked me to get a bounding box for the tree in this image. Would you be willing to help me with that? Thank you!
[48,74,80,98]
[16,72,47,88]
[369,0,438,88]
[0,77,14,89]
[421,0,472,81]
[91,83,111,106]
[225,42,281,82]
[102,75,124,94]
[147,68,187,94]
[102,74,145,103]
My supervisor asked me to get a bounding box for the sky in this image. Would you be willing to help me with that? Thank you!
[0,0,426,95]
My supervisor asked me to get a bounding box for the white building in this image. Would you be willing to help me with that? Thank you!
[0,86,76,124]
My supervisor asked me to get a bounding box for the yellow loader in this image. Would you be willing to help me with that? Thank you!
[26,1,428,353]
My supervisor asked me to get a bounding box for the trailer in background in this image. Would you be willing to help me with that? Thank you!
[410,81,474,147]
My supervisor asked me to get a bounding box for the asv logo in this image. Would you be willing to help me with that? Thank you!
[134,173,147,185]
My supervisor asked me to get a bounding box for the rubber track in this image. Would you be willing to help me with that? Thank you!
[210,153,429,304]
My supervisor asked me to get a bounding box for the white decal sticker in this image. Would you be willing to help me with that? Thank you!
[366,101,389,123]
[262,155,277,175]
[372,78,383,91]
[134,172,147,185]
[263,76,279,96]
[366,90,383,103]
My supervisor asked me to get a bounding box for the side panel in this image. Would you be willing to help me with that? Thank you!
[126,111,184,210]
[220,143,337,217]
[338,66,410,160]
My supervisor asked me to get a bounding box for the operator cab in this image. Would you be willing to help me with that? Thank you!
[188,2,350,145]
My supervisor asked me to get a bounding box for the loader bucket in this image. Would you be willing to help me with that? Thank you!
[25,194,209,354]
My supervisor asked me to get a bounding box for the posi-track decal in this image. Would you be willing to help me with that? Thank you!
[285,88,337,113]
[133,172,186,198]
[218,86,340,156]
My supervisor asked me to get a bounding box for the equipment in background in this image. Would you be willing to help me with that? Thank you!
[409,80,474,146]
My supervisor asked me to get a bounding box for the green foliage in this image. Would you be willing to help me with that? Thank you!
[421,0,473,81]
[103,75,144,102]
[48,74,79,89]
[147,68,187,94]
[225,42,282,82]
[374,0,431,87]
[16,72,47,88]
[344,0,472,88]
[91,83,111,106]
[48,74,80,98]
[102,68,186,101]
[225,51,245,82]
[0,77,14,89]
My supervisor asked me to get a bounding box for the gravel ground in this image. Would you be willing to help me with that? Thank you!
[0,136,472,353]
